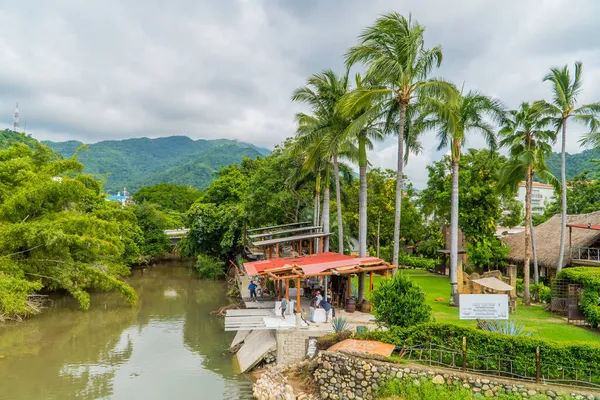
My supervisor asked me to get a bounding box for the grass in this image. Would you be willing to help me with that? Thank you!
[377,379,563,400]
[355,269,600,344]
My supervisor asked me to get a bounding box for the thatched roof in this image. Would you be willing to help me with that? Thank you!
[504,211,600,269]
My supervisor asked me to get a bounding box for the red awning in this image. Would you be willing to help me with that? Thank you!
[567,223,600,231]
[243,252,355,276]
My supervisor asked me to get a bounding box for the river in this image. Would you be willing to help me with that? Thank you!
[0,261,253,400]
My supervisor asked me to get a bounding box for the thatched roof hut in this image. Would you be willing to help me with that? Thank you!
[504,211,600,270]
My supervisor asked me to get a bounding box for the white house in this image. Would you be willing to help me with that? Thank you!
[514,181,555,215]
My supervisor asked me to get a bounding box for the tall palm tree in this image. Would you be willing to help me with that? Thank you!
[337,74,384,301]
[498,102,556,305]
[343,12,451,269]
[291,70,354,254]
[420,89,504,305]
[541,62,600,273]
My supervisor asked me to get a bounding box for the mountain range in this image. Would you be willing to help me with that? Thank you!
[42,135,269,193]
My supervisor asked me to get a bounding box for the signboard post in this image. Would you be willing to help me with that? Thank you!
[459,294,508,320]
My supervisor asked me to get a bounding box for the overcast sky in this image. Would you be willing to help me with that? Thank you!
[2,0,600,187]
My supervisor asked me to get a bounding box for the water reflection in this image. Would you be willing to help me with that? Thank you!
[0,261,252,400]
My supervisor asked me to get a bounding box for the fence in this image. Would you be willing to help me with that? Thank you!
[397,340,600,390]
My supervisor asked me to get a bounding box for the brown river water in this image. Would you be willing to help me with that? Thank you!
[0,261,253,400]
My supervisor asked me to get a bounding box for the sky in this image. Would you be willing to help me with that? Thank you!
[2,0,600,188]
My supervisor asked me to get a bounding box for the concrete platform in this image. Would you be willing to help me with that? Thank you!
[235,330,277,372]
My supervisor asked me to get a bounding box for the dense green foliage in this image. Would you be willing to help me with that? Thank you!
[131,202,171,258]
[558,267,600,328]
[370,273,432,328]
[362,322,600,381]
[0,143,141,319]
[132,183,201,213]
[194,254,226,280]
[539,172,600,222]
[545,148,600,181]
[419,149,517,270]
[0,129,46,150]
[44,136,268,192]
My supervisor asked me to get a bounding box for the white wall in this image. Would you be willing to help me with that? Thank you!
[514,182,554,216]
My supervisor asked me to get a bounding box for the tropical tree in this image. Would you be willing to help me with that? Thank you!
[420,89,504,305]
[498,102,557,305]
[542,62,600,273]
[291,70,356,253]
[343,12,451,269]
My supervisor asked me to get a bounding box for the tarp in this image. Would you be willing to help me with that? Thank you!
[472,277,514,291]
[328,339,395,357]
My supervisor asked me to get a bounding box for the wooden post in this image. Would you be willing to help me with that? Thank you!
[285,279,289,300]
[569,226,572,259]
[536,347,541,384]
[275,243,280,258]
[309,240,313,255]
[296,277,301,314]
[462,336,467,372]
[263,246,266,260]
[347,274,351,297]
[370,271,374,293]
[269,246,273,259]
[320,237,324,253]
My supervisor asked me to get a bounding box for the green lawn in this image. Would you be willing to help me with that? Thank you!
[355,269,600,344]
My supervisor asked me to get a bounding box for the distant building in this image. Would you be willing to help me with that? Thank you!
[515,181,554,216]
[106,187,132,206]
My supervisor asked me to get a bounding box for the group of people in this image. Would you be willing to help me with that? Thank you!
[248,281,334,322]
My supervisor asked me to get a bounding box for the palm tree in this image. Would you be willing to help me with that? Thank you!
[343,12,451,269]
[291,70,354,254]
[498,102,556,305]
[541,62,600,273]
[420,89,504,305]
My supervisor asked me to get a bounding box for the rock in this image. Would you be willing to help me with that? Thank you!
[484,390,493,398]
[432,375,445,385]
[395,371,403,378]
[545,390,556,398]
[527,390,537,396]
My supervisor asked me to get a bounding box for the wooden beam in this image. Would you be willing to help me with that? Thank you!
[347,274,351,297]
[370,271,373,293]
[268,246,273,259]
[309,240,313,255]
[275,243,280,258]
[319,237,324,254]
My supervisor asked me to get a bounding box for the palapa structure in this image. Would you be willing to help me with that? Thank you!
[504,211,600,274]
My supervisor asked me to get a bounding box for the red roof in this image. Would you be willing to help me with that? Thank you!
[301,257,382,275]
[243,252,356,276]
[567,223,600,231]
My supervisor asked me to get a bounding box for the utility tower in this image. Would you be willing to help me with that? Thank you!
[13,102,19,131]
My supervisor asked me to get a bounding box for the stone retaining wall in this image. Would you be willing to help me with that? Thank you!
[276,328,329,366]
[253,362,318,400]
[314,351,600,400]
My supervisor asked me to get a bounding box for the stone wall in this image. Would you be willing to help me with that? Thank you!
[253,362,318,400]
[314,351,600,400]
[276,328,329,366]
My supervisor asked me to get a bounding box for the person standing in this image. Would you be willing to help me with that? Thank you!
[279,296,288,319]
[248,281,257,300]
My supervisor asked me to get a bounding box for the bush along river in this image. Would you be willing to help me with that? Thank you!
[0,261,253,400]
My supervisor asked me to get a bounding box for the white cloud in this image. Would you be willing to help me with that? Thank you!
[1,0,599,185]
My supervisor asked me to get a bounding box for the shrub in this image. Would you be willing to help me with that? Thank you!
[398,252,435,270]
[476,320,534,336]
[360,322,600,382]
[195,254,226,280]
[377,379,474,400]
[316,330,352,350]
[531,283,551,304]
[370,273,432,328]
[558,267,600,328]
[331,317,350,333]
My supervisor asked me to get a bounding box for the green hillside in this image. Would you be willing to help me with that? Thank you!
[44,136,269,192]
[0,129,44,149]
[545,147,600,180]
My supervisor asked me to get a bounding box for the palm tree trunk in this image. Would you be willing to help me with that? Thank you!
[531,216,539,285]
[333,154,344,254]
[322,185,330,253]
[392,103,407,271]
[358,132,367,302]
[557,120,567,273]
[523,166,532,306]
[314,171,321,253]
[450,152,460,306]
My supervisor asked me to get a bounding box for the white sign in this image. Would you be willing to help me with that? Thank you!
[459,294,508,320]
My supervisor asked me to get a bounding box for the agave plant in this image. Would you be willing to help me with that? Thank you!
[332,316,351,333]
[477,319,533,336]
